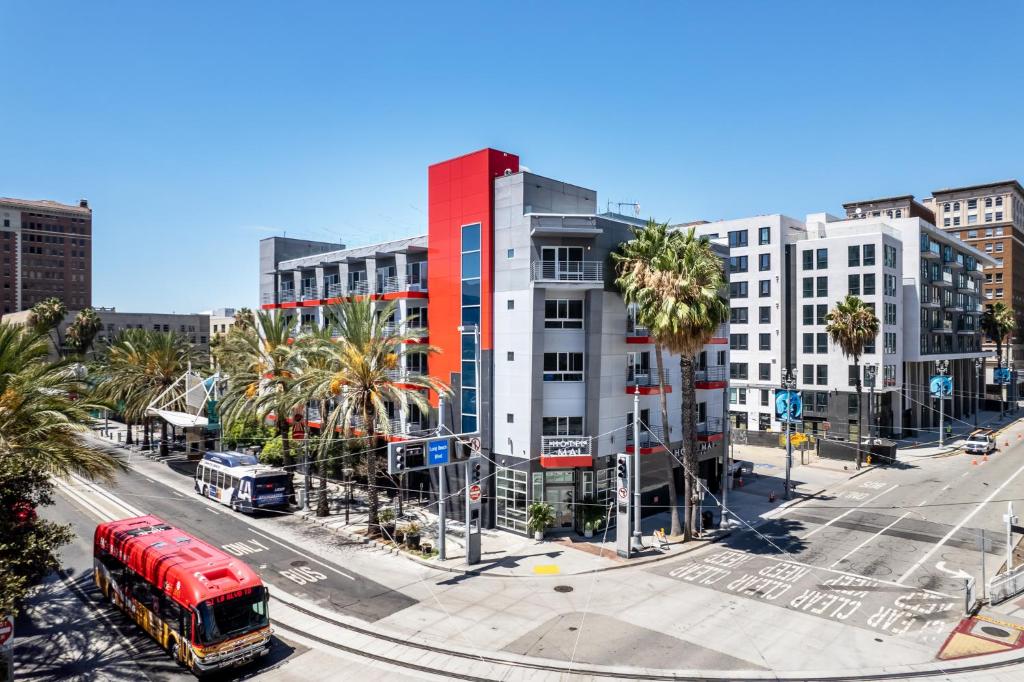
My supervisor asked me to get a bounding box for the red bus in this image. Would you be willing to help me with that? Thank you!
[93,515,272,676]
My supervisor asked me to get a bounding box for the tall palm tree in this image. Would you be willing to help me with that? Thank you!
[981,302,1015,415]
[26,297,68,354]
[219,311,300,471]
[825,295,880,469]
[656,227,730,539]
[613,219,686,536]
[65,307,103,358]
[94,330,202,457]
[0,322,119,480]
[298,300,450,535]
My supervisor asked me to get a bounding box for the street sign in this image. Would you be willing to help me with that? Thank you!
[428,438,450,465]
[469,437,481,453]
[995,367,1012,385]
[775,390,802,423]
[822,421,831,431]
[930,375,953,398]
[618,486,628,500]
[468,483,481,502]
[0,615,12,648]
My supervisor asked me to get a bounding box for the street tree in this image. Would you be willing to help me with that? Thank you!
[826,295,880,468]
[27,297,68,352]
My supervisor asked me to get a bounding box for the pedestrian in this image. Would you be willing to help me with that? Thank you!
[945,423,952,440]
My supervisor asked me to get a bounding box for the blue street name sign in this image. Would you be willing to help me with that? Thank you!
[428,438,450,465]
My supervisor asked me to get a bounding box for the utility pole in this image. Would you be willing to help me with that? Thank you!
[632,385,642,550]
[436,396,447,561]
[1006,502,1018,572]
[975,357,982,429]
[865,364,877,450]
[781,368,797,501]
[720,375,730,528]
[938,360,949,447]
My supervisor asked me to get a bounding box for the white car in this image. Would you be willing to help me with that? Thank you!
[964,433,996,455]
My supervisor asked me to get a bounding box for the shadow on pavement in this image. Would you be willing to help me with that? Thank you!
[720,517,810,556]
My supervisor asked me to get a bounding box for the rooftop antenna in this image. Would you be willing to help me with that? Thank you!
[610,201,641,218]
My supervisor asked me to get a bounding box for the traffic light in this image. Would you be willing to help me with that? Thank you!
[617,456,628,482]
[394,445,406,471]
[470,461,482,484]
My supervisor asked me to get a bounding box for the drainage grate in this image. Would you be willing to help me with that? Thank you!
[554,585,573,593]
[981,625,1011,639]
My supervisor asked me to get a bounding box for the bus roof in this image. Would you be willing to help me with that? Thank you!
[203,451,259,467]
[94,515,263,609]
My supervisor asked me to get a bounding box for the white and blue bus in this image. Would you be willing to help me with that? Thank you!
[194,451,291,513]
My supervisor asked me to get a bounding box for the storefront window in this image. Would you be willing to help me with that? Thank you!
[495,467,527,534]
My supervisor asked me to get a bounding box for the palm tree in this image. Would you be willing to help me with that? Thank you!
[65,307,103,358]
[219,310,300,471]
[298,300,450,536]
[981,302,1015,415]
[0,322,119,480]
[94,330,202,457]
[26,297,68,353]
[825,295,880,468]
[613,219,686,536]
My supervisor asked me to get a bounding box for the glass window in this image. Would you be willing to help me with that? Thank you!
[759,280,771,297]
[544,299,584,328]
[816,365,827,386]
[730,281,748,298]
[729,255,748,273]
[728,230,748,248]
[542,352,584,382]
[803,333,813,353]
[884,245,896,268]
[816,304,827,325]
[816,276,828,297]
[495,468,527,533]
[802,364,813,385]
[848,274,860,295]
[730,363,748,380]
[848,365,859,386]
[816,248,828,269]
[759,306,771,324]
[730,307,748,324]
[803,305,813,325]
[816,333,827,353]
[759,253,770,271]
[759,333,770,351]
[863,273,875,295]
[729,334,748,351]
[461,223,481,251]
[758,226,770,245]
[802,250,814,270]
[759,363,771,381]
[848,245,860,267]
[863,244,875,265]
[802,277,813,298]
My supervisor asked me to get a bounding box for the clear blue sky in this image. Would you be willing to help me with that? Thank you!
[3,1,1023,313]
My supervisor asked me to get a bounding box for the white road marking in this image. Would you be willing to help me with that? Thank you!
[248,529,355,581]
[172,491,185,498]
[802,484,899,539]
[935,561,972,581]
[204,507,221,515]
[830,512,912,568]
[919,499,928,506]
[897,460,1024,585]
[941,485,951,491]
[961,472,969,477]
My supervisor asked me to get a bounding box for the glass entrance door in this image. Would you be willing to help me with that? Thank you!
[545,486,575,530]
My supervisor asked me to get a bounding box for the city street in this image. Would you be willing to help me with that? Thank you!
[11,420,1024,681]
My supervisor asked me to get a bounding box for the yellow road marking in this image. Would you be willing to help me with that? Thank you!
[532,564,560,575]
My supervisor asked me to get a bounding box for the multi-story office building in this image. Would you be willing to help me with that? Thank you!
[4,307,211,357]
[693,216,805,435]
[0,197,92,315]
[260,148,729,535]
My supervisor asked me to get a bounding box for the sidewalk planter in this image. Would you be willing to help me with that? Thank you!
[584,523,593,539]
[378,508,396,540]
[527,501,555,541]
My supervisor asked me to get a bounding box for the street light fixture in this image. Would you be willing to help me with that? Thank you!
[781,367,797,500]
[974,357,983,428]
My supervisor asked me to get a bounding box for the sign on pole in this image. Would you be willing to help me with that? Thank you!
[0,615,12,649]
[387,432,476,475]
[468,483,482,502]
[774,390,802,423]
[930,375,953,399]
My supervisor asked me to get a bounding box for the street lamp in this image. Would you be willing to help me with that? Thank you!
[781,368,797,500]
[974,357,983,428]
[937,360,950,446]
[864,364,878,450]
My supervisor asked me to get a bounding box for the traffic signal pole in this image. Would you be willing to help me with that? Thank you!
[436,397,446,561]
[632,386,642,550]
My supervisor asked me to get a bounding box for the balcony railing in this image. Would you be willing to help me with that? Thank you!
[278,289,296,303]
[324,282,345,298]
[626,318,651,338]
[958,279,977,293]
[922,239,941,259]
[531,260,604,283]
[541,435,592,458]
[381,275,427,294]
[946,253,964,269]
[387,418,431,438]
[695,366,728,384]
[387,368,425,383]
[626,367,670,387]
[921,291,941,307]
[931,320,953,333]
[696,417,723,437]
[627,423,665,448]
[933,270,954,286]
[957,323,977,335]
[300,287,319,301]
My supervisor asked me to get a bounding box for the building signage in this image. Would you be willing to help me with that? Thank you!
[929,375,953,398]
[540,436,592,469]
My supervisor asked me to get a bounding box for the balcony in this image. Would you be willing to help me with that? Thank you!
[299,287,320,302]
[957,323,977,335]
[387,418,432,440]
[945,253,964,270]
[626,367,671,394]
[922,240,941,259]
[626,317,651,344]
[381,275,428,295]
[531,260,604,284]
[696,417,724,443]
[324,282,345,298]
[957,279,977,294]
[626,423,667,455]
[387,368,425,385]
[933,270,954,287]
[695,366,728,389]
[709,323,729,344]
[920,292,941,308]
[931,320,953,333]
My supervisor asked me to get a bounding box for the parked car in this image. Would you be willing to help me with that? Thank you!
[964,432,996,455]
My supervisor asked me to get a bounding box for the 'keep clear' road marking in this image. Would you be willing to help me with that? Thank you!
[897,459,1024,585]
[802,484,899,539]
[248,529,355,581]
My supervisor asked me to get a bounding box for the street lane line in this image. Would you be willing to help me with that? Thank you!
[71,473,145,517]
[896,460,1024,585]
[55,480,116,523]
[172,491,185,498]
[801,484,899,539]
[249,529,356,581]
[829,511,912,568]
[204,506,221,515]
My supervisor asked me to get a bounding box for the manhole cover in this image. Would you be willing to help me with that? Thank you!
[290,560,308,568]
[554,585,573,593]
[981,625,1011,638]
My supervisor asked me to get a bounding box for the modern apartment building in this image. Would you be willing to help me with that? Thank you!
[0,197,92,315]
[259,148,729,535]
[692,215,806,434]
[698,209,992,441]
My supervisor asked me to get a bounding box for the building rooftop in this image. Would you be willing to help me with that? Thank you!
[0,197,91,215]
[278,234,428,270]
[931,180,1024,197]
[842,195,916,208]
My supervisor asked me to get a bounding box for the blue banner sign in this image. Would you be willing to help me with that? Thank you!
[994,367,1012,385]
[929,375,953,398]
[775,389,802,423]
[428,438,450,465]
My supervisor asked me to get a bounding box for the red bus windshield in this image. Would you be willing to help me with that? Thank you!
[195,586,269,645]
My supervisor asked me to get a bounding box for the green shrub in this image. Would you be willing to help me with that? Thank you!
[259,435,283,466]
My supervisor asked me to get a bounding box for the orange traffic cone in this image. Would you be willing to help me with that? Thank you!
[983,454,989,462]
[972,458,978,466]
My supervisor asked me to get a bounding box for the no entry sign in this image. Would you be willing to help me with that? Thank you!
[468,483,482,502]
